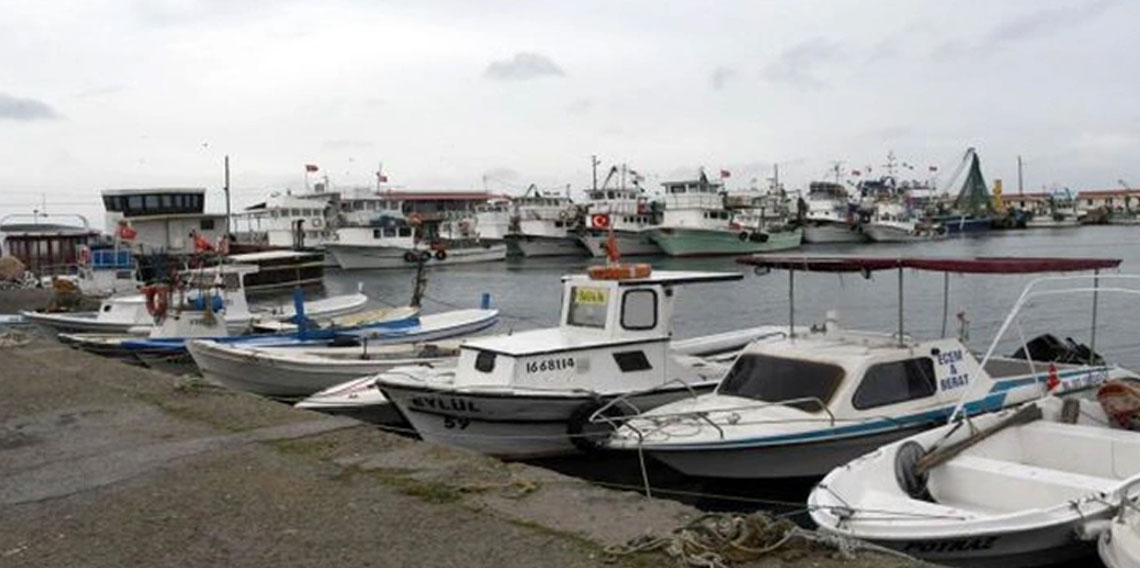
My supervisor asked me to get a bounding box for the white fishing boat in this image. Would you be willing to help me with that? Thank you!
[862,202,945,243]
[1024,190,1080,229]
[326,226,506,269]
[21,264,367,334]
[295,327,797,427]
[577,166,663,257]
[504,189,585,257]
[800,181,866,244]
[605,256,1130,479]
[374,259,796,459]
[805,273,1140,567]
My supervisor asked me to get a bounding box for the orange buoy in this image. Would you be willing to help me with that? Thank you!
[1097,380,1140,430]
[588,263,652,280]
[142,284,170,319]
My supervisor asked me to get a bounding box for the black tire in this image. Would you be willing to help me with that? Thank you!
[566,399,630,454]
[418,250,432,262]
[435,249,447,261]
[738,232,748,241]
[403,251,417,263]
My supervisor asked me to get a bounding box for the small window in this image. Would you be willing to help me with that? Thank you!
[567,286,609,328]
[398,227,412,237]
[102,304,112,312]
[621,289,656,330]
[200,219,216,230]
[852,358,937,410]
[613,351,652,372]
[373,229,382,239]
[475,351,496,373]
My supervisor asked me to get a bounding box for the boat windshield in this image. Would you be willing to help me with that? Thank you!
[717,354,845,412]
[567,286,609,329]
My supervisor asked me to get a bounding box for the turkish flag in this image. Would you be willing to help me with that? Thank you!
[118,223,138,241]
[720,169,731,178]
[305,164,319,172]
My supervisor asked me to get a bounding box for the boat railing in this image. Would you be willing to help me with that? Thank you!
[951,273,1140,422]
[597,395,839,441]
[1113,471,1140,522]
[585,377,705,434]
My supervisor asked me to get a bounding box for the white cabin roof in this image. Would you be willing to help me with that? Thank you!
[461,327,655,356]
[560,270,742,286]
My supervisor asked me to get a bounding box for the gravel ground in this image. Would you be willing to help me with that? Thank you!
[0,332,927,568]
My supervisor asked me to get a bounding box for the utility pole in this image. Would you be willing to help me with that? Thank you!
[591,155,599,191]
[224,155,232,237]
[1017,155,1024,195]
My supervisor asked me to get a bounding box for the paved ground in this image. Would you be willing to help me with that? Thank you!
[0,330,924,567]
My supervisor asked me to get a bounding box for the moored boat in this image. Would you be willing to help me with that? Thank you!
[604,255,1129,479]
[375,261,795,459]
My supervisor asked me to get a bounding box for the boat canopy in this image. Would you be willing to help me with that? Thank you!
[738,255,1121,275]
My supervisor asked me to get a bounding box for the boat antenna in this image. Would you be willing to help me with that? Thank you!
[591,155,599,191]
[223,155,232,240]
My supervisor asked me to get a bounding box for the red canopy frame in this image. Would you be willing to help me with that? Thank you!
[736,254,1122,346]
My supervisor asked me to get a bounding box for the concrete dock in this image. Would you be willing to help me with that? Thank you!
[0,332,920,567]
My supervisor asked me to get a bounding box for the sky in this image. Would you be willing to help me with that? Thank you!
[2,0,1138,223]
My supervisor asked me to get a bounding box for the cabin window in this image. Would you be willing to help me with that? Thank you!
[200,219,216,230]
[717,354,844,412]
[567,286,609,328]
[474,350,496,373]
[851,358,937,410]
[398,227,412,237]
[372,229,382,239]
[613,351,652,372]
[621,289,656,330]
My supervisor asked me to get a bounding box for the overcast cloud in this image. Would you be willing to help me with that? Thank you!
[1,0,1138,222]
[0,93,59,121]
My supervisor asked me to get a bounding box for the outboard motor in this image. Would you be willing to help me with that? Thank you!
[1010,333,1103,365]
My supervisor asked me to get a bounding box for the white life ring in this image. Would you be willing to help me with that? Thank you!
[311,218,324,229]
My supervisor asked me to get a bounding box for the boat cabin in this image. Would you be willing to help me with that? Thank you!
[450,270,741,393]
[102,188,227,253]
[0,215,101,275]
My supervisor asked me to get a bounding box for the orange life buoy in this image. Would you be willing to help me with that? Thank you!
[588,263,652,280]
[142,284,170,319]
[591,213,610,229]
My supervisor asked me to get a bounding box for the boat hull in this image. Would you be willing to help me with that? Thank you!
[802,223,867,244]
[578,230,662,257]
[381,383,715,459]
[646,424,928,479]
[327,243,507,270]
[1025,218,1080,228]
[648,228,802,257]
[863,224,946,243]
[938,215,992,234]
[187,341,452,398]
[504,235,587,257]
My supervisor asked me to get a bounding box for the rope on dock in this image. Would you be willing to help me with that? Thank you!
[602,512,918,567]
[0,330,32,348]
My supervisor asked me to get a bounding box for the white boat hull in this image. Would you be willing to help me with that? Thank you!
[863,224,945,243]
[381,383,715,459]
[802,223,867,243]
[578,230,662,257]
[1100,517,1140,568]
[327,243,507,270]
[505,235,587,257]
[1025,218,1080,228]
[187,340,455,398]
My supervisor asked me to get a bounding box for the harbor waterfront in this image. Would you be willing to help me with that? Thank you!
[4,225,1140,568]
